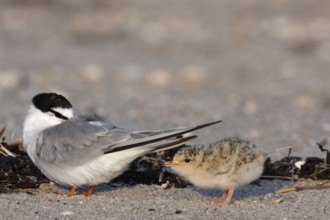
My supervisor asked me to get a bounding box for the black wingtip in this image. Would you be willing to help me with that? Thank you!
[195,120,222,130]
[177,119,222,137]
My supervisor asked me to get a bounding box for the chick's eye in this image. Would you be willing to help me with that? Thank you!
[184,158,191,163]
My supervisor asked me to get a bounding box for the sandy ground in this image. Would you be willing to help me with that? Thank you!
[0,0,330,219]
[0,180,329,220]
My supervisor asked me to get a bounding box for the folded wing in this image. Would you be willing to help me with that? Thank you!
[36,118,221,166]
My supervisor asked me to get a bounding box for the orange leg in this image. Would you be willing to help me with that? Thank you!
[69,185,77,196]
[85,186,95,197]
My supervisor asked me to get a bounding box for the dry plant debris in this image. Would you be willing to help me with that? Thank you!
[263,142,330,194]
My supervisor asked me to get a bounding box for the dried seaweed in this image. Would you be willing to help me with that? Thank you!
[112,147,190,188]
[262,143,330,181]
[0,141,48,193]
[263,143,330,194]
[0,127,17,157]
[1,137,330,194]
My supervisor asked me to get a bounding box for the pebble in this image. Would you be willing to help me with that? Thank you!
[0,72,21,89]
[60,211,74,216]
[80,65,104,82]
[243,100,260,115]
[181,66,205,90]
[146,69,172,87]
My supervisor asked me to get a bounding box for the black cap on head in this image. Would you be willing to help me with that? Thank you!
[32,93,72,112]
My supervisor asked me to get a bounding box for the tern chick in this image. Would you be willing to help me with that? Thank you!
[165,137,266,205]
[23,92,221,196]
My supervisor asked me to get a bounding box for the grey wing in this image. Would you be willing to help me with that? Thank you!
[36,118,134,165]
[36,119,221,166]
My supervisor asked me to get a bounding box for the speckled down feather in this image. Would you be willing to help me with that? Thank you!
[165,137,266,205]
[171,137,265,189]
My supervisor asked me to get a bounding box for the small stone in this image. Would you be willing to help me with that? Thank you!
[160,181,170,189]
[0,72,21,89]
[181,66,205,90]
[243,100,259,115]
[246,130,260,139]
[146,69,171,87]
[175,210,183,214]
[80,65,104,82]
[296,95,314,108]
[60,211,74,216]
[272,199,283,204]
[294,161,306,169]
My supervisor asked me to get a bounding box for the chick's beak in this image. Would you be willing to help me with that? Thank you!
[164,161,181,167]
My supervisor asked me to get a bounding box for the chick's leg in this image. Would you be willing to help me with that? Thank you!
[219,189,229,202]
[210,187,235,205]
[222,187,234,205]
[210,189,229,204]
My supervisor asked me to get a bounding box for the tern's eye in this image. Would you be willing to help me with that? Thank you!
[184,158,191,163]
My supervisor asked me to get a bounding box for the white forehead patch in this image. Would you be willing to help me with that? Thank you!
[52,107,74,119]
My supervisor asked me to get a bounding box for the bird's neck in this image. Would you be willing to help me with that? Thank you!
[23,106,60,149]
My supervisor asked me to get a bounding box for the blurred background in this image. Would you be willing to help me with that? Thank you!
[1,0,330,158]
